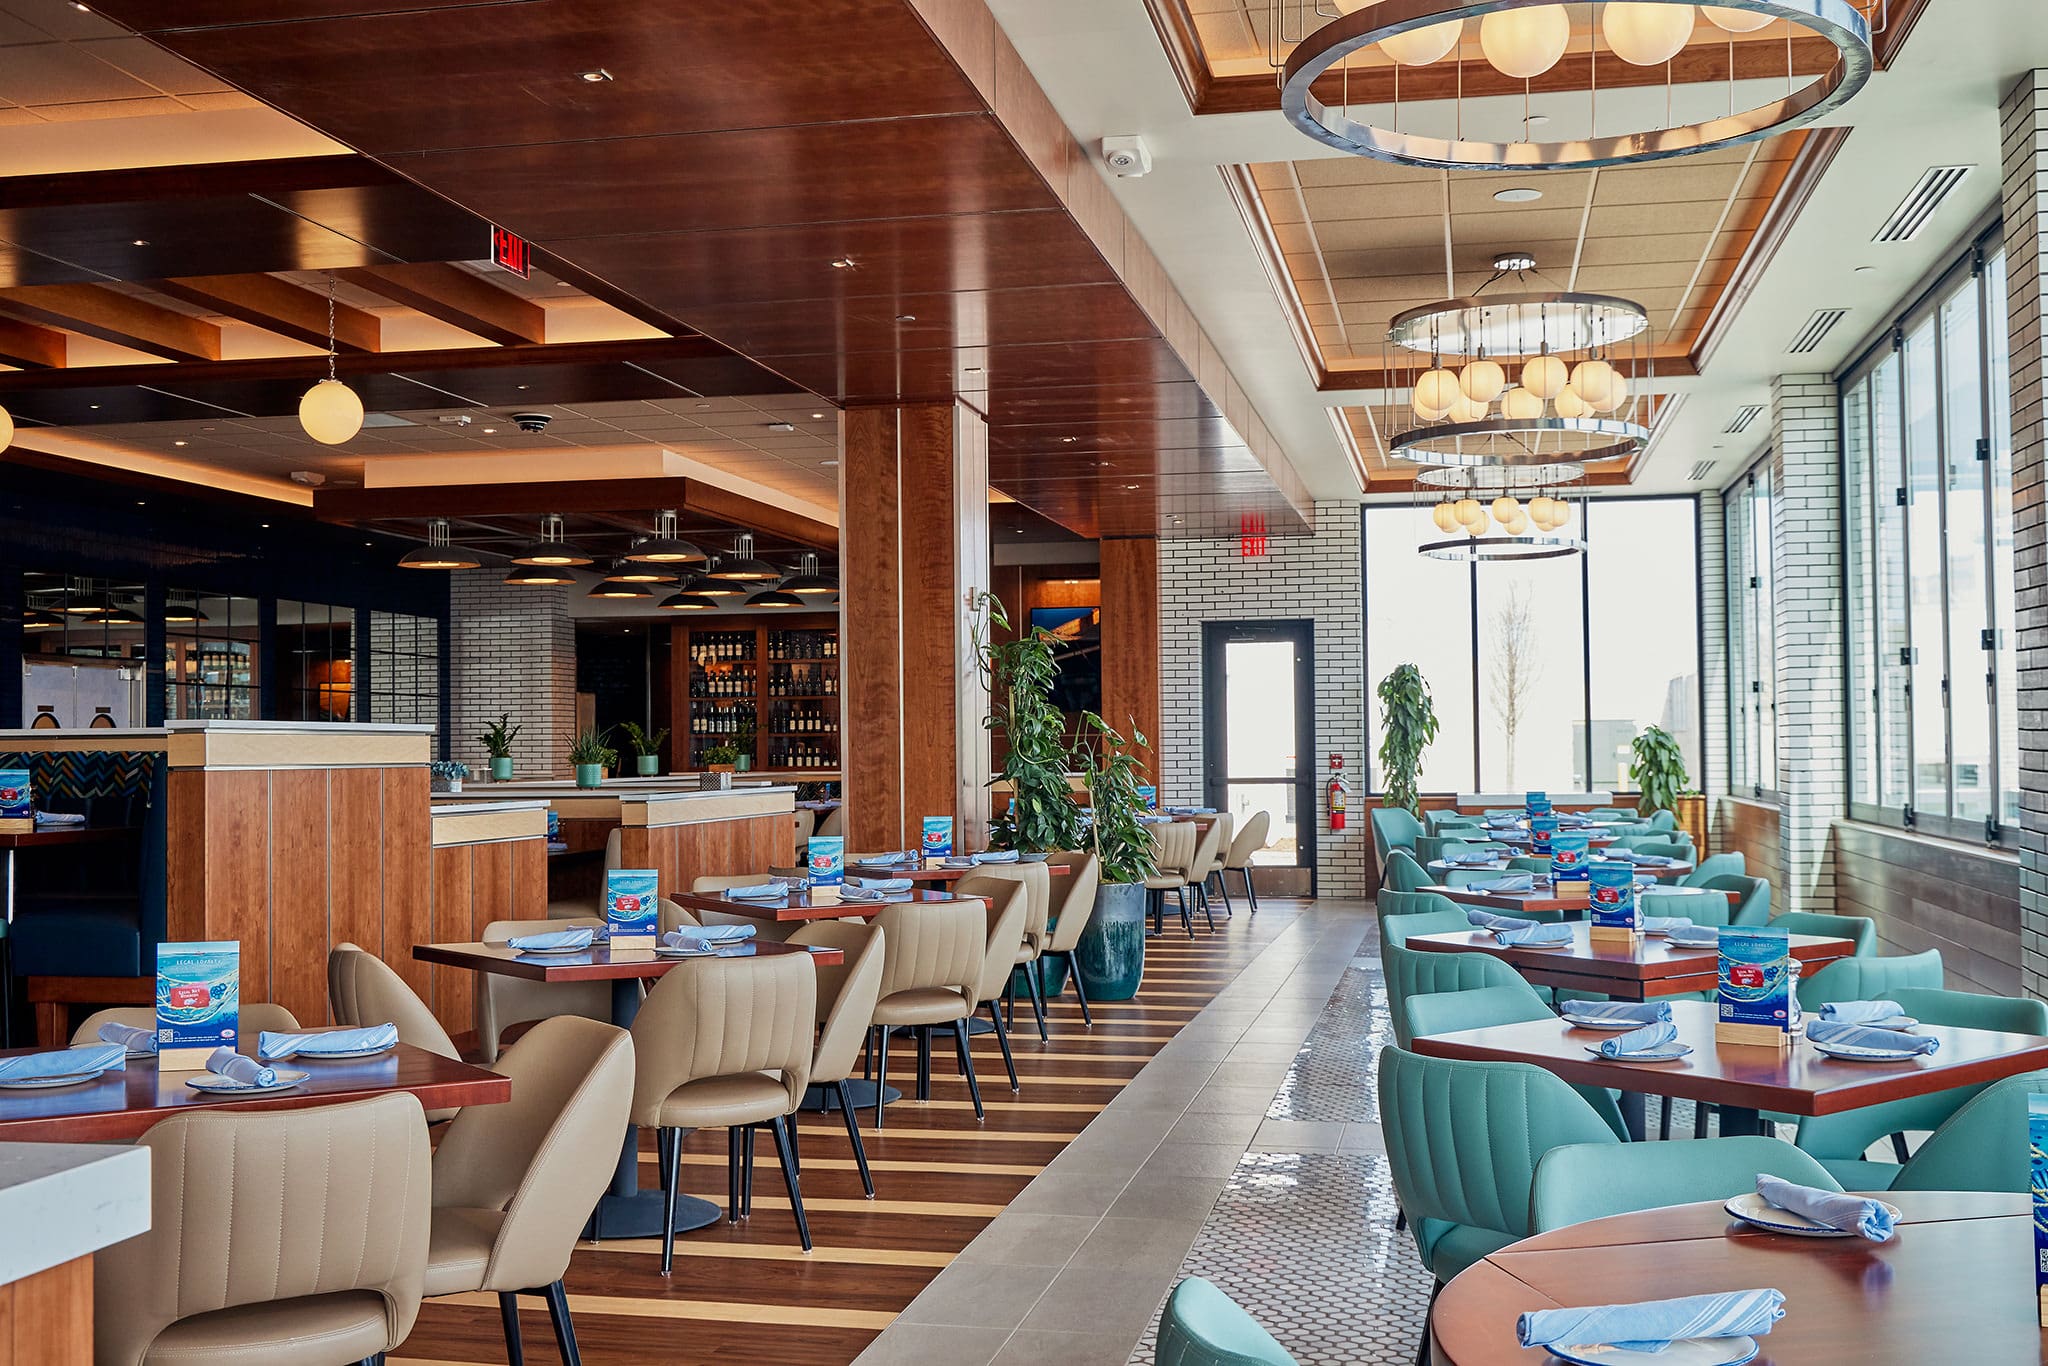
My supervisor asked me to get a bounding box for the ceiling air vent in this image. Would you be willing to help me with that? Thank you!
[1687,460,1717,482]
[1724,404,1765,435]
[1872,166,1972,243]
[1788,308,1850,354]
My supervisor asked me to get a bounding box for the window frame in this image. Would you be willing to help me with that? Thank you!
[1723,458,1781,803]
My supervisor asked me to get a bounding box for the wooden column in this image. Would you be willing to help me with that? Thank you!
[839,401,990,851]
[1100,535,1162,775]
[0,1253,91,1364]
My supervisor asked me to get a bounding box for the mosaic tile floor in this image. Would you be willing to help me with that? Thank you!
[1266,957,1389,1123]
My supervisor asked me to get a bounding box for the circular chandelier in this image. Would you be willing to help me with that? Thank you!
[1280,0,1873,171]
[1415,463,1587,560]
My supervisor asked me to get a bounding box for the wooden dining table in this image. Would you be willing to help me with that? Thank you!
[1407,923,1855,1002]
[1422,882,1740,919]
[1429,857,1694,882]
[844,859,1071,886]
[1430,1192,2044,1364]
[665,885,983,922]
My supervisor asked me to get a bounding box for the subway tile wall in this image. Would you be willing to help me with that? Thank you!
[448,571,578,779]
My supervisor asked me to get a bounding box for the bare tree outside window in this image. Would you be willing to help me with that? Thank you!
[1488,583,1541,788]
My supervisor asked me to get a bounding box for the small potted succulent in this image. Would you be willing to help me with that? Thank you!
[569,727,614,789]
[619,721,669,777]
[428,759,469,795]
[478,713,521,781]
[702,741,741,775]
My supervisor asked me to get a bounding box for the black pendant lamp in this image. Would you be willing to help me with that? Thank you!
[510,514,592,567]
[623,509,707,565]
[706,533,779,582]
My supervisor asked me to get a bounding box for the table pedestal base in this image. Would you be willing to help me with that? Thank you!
[584,1187,723,1240]
[801,1079,901,1112]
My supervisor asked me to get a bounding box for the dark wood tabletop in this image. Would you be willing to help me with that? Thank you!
[845,859,1070,885]
[1408,924,1855,1001]
[1431,1193,2042,1365]
[413,936,844,980]
[0,1041,508,1143]
[0,824,134,850]
[1430,857,1694,881]
[662,886,985,923]
[1423,882,1740,918]
[1410,998,2048,1119]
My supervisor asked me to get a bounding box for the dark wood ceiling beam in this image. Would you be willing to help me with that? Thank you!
[0,154,393,210]
[154,274,383,353]
[0,284,220,361]
[337,263,545,346]
[0,316,68,369]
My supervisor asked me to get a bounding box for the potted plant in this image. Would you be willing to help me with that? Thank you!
[1067,713,1159,1002]
[478,713,520,781]
[428,759,469,795]
[1375,663,1438,818]
[733,717,755,774]
[1629,724,1690,820]
[619,722,668,777]
[972,591,1084,853]
[702,741,741,775]
[569,727,613,789]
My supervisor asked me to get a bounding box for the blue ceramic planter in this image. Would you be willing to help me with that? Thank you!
[1074,881,1147,1002]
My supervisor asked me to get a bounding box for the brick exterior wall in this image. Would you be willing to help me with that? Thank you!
[448,571,578,779]
[1159,502,1368,899]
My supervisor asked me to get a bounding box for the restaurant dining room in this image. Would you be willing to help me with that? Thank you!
[0,0,2041,1363]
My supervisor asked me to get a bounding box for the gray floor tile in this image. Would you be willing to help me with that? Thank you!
[854,1322,1012,1366]
[1184,1083,1281,1114]
[1024,1264,1180,1337]
[954,1212,1103,1268]
[1162,1109,1266,1148]
[897,1259,1062,1329]
[995,1329,1145,1366]
[1069,1215,1202,1273]
[1247,1118,1348,1152]
[1005,1165,1136,1216]
[1338,1122,1388,1154]
[1105,1170,1229,1223]
[1138,1140,1255,1179]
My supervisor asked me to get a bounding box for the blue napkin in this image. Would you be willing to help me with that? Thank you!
[1820,1000,1907,1027]
[204,1048,277,1087]
[98,1022,157,1053]
[1518,1289,1785,1352]
[509,928,595,952]
[32,811,84,826]
[1641,915,1694,933]
[1807,1019,1939,1055]
[851,876,913,891]
[973,850,1021,863]
[256,1024,398,1061]
[1446,850,1500,866]
[0,1043,125,1084]
[1466,909,1537,932]
[721,882,790,900]
[665,924,757,947]
[1485,816,1522,827]
[851,851,913,866]
[837,885,886,901]
[1598,1021,1680,1057]
[1562,1001,1671,1026]
[1165,806,1198,815]
[1473,874,1535,893]
[1617,851,1676,866]
[1495,923,1573,947]
[1666,926,1723,949]
[1756,1174,1894,1242]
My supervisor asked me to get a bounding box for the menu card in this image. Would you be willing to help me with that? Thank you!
[1717,925,1794,1047]
[1524,790,1552,817]
[2031,1093,2048,1326]
[0,767,30,834]
[1528,813,1558,855]
[606,869,659,949]
[157,940,239,1071]
[922,816,955,866]
[1136,784,1158,812]
[1587,859,1638,942]
[1550,832,1590,893]
[808,835,845,888]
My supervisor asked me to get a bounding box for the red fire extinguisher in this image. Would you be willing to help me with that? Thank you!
[1327,754,1350,832]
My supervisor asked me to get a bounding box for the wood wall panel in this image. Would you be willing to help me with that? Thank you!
[1716,796,1782,909]
[330,767,385,962]
[202,770,271,1004]
[268,768,331,1027]
[842,405,905,852]
[428,844,473,1028]
[509,836,548,921]
[1833,823,2020,996]
[0,1253,91,1366]
[164,770,207,944]
[1100,535,1161,779]
[381,766,433,999]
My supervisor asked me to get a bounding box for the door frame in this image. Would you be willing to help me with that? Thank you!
[1200,619,1317,899]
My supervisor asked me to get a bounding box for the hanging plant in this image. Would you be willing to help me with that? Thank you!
[1375,663,1439,818]
[972,590,1085,853]
[1628,725,1689,817]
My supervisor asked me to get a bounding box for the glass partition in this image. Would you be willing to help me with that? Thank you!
[21,573,147,727]
[367,611,441,731]
[276,600,355,723]
[163,590,259,721]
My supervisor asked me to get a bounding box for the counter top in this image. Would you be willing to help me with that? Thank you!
[0,1141,150,1284]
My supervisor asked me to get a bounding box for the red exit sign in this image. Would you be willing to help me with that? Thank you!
[489,225,530,278]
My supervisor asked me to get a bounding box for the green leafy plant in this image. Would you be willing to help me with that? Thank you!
[1628,725,1690,816]
[972,590,1085,853]
[702,742,742,767]
[428,760,469,782]
[477,713,521,760]
[618,722,669,758]
[1073,713,1158,885]
[568,726,614,768]
[1375,663,1439,818]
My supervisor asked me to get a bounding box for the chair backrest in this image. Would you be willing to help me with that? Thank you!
[474,917,611,1063]
[1383,943,1527,1049]
[1632,838,1695,861]
[1531,1135,1840,1231]
[1382,848,1431,893]
[1156,1276,1299,1366]
[1370,806,1424,864]
[329,942,458,1059]
[1892,1069,2048,1193]
[1400,982,1553,1042]
[1647,808,1678,831]
[959,881,1031,1006]
[792,808,816,843]
[628,952,815,1127]
[817,806,845,838]
[871,898,987,1004]
[1204,813,1234,870]
[1224,811,1270,870]
[1796,948,1944,1011]
[688,874,789,934]
[603,826,621,871]
[1894,987,2048,1035]
[658,898,701,934]
[93,1092,431,1366]
[1769,911,1877,957]
[1376,898,1470,956]
[430,1016,634,1293]
[955,862,1051,952]
[72,1002,300,1047]
[788,921,887,1084]
[1043,850,1101,953]
[1681,851,1746,887]
[1184,819,1225,884]
[1149,819,1198,872]
[1640,886,1732,927]
[1698,873,1770,925]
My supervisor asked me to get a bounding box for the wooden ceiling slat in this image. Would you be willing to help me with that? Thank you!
[0,316,68,369]
[0,283,220,361]
[337,263,546,347]
[155,274,383,353]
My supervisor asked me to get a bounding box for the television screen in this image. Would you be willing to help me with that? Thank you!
[1031,606,1101,714]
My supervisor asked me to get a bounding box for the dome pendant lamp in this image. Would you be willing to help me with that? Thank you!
[398,518,482,571]
[298,274,365,446]
[707,533,780,582]
[622,509,707,565]
[510,513,593,567]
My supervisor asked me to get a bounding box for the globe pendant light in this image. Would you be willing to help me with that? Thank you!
[1414,367,1462,416]
[1551,387,1591,420]
[0,402,14,454]
[622,509,707,565]
[777,551,838,596]
[1703,4,1774,31]
[707,533,780,582]
[297,275,365,445]
[510,513,593,567]
[1446,392,1490,425]
[1499,387,1545,421]
[1459,358,1506,404]
[398,518,482,571]
[1478,5,1570,79]
[658,593,720,611]
[1431,501,1460,534]
[1602,2,1694,66]
[1379,16,1462,65]
[602,558,677,585]
[1570,359,1620,410]
[745,588,803,609]
[1523,353,1569,401]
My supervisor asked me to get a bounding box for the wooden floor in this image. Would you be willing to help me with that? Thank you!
[393,927,1263,1365]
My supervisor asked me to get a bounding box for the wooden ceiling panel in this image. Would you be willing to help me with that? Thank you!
[676,284,1159,363]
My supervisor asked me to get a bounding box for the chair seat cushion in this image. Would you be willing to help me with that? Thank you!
[1142,874,1183,890]
[1417,1219,1517,1283]
[871,987,969,1026]
[144,1291,393,1365]
[1817,1157,1902,1191]
[653,1071,793,1129]
[11,900,143,977]
[424,1205,506,1297]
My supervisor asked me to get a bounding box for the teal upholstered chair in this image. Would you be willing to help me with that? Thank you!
[1692,873,1769,925]
[1413,836,1447,865]
[1647,809,1678,831]
[1382,849,1433,893]
[1428,810,1485,836]
[1420,836,1508,865]
[1883,1069,2048,1193]
[1379,1047,1620,1288]
[1796,948,1943,1012]
[1770,911,1877,958]
[1156,1277,1299,1366]
[1371,806,1425,868]
[1630,838,1696,862]
[1384,944,1528,1049]
[1681,852,1746,887]
[1639,886,1733,928]
[1587,808,1633,822]
[1508,855,1552,878]
[1530,1136,1840,1231]
[1402,986,1629,1141]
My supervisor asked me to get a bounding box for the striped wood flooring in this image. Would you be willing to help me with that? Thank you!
[393,926,1267,1364]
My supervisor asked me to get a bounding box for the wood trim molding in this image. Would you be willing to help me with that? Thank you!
[166,725,433,771]
[430,802,549,847]
[1140,0,1215,113]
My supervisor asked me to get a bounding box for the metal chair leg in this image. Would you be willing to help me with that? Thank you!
[1242,867,1258,911]
[835,1082,876,1197]
[725,1128,742,1224]
[873,1027,890,1130]
[951,1017,984,1119]
[1064,953,1093,1026]
[1215,871,1233,915]
[542,1279,583,1366]
[662,1127,685,1274]
[742,1124,756,1217]
[1196,882,1216,931]
[769,1115,813,1252]
[1891,1132,1912,1163]
[1025,957,1049,1042]
[1658,1096,1673,1142]
[1176,887,1193,937]
[497,1291,526,1366]
[1694,1103,1712,1139]
[915,1026,932,1100]
[986,999,1020,1091]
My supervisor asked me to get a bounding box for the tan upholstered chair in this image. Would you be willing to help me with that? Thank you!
[1181,818,1226,932]
[602,826,622,871]
[631,952,817,1267]
[691,873,797,940]
[658,897,702,936]
[330,942,461,1122]
[787,920,887,1196]
[1144,821,1199,937]
[866,898,988,1128]
[72,1002,301,1047]
[93,1093,430,1366]
[1223,810,1272,912]
[955,862,1053,1041]
[792,808,817,843]
[1041,850,1102,1026]
[425,1016,635,1365]
[1203,812,1236,910]
[816,805,845,838]
[474,917,609,1063]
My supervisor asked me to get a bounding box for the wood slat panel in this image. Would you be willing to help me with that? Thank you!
[383,766,434,1000]
[1832,823,2021,996]
[509,836,549,921]
[268,768,331,1028]
[0,1254,91,1366]
[1101,535,1162,774]
[471,840,515,935]
[330,767,385,966]
[163,769,208,943]
[428,845,473,1027]
[202,770,271,1004]
[842,405,904,852]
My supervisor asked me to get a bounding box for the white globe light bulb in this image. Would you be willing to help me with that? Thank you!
[298,378,365,445]
[1523,353,1569,401]
[1569,359,1618,409]
[1460,358,1507,404]
[1448,392,1491,424]
[1504,513,1530,535]
[1552,387,1590,419]
[1702,4,1774,33]
[1500,386,1545,421]
[1415,367,1462,414]
[1602,2,1694,66]
[1412,390,1451,422]
[1432,501,1461,534]
[0,402,13,455]
[1378,17,1463,65]
[1480,5,1571,79]
[1454,498,1484,528]
[1491,495,1522,523]
[1596,373,1631,414]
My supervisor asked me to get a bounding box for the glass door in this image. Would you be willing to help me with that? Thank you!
[1202,620,1316,897]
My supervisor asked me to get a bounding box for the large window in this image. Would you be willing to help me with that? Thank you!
[1364,500,1701,795]
[1842,228,2017,842]
[1724,464,1776,797]
[367,611,441,729]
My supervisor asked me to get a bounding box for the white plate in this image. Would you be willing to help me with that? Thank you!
[1817,1016,1917,1031]
[273,1043,398,1061]
[185,1068,309,1095]
[1561,1015,1665,1031]
[511,943,593,955]
[1810,1040,1930,1062]
[1547,1335,1758,1365]
[654,945,717,958]
[1498,938,1573,951]
[0,1069,114,1089]
[1583,1042,1694,1062]
[1723,1190,1901,1238]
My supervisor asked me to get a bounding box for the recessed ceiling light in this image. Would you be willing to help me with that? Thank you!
[964,365,984,373]
[516,384,529,391]
[821,459,840,467]
[1060,436,1077,443]
[88,404,98,410]
[134,500,144,507]
[767,421,796,433]
[130,238,149,246]
[1854,265,1876,274]
[895,314,916,323]
[364,541,373,547]
[810,412,826,419]
[577,69,612,82]
[1493,187,1542,204]
[830,257,856,270]
[173,440,186,447]
[72,3,90,11]
[260,523,270,528]
[1124,483,1141,490]
[482,427,498,434]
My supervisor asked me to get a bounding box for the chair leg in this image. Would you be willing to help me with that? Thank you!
[788,1112,800,1169]
[835,1082,876,1197]
[1215,871,1233,915]
[742,1125,756,1218]
[1148,888,1162,934]
[1658,1096,1673,1142]
[1197,882,1216,931]
[1394,1209,1407,1233]
[951,1017,984,1119]
[1004,973,1018,1030]
[873,1027,890,1130]
[1414,1280,1443,1366]
[541,1279,583,1366]
[769,1114,814,1252]
[1694,1103,1712,1140]
[1891,1132,1912,1164]
[497,1292,526,1366]
[1176,887,1193,937]
[662,1127,684,1275]
[1064,953,1093,1026]
[1242,867,1259,911]
[725,1127,742,1224]
[986,999,1020,1091]
[915,1026,932,1101]
[861,1029,874,1079]
[1025,958,1049,1042]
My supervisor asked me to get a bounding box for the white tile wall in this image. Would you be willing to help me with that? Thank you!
[1159,502,1367,898]
[448,571,578,779]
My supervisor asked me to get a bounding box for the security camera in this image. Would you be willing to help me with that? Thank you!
[509,412,551,434]
[1101,134,1153,178]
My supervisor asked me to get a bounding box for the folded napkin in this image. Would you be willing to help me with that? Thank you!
[1562,1000,1671,1026]
[1666,926,1723,949]
[721,882,790,900]
[972,850,1020,863]
[1473,874,1535,893]
[1495,922,1573,948]
[1807,1019,1939,1055]
[1165,806,1199,815]
[850,851,913,866]
[1756,1174,1895,1242]
[1518,1289,1786,1353]
[1484,815,1522,827]
[1465,909,1537,932]
[662,923,759,950]
[1820,1000,1907,1027]
[32,811,84,825]
[98,1022,157,1053]
[1446,851,1500,866]
[837,886,886,901]
[204,1048,277,1087]
[0,1043,124,1084]
[1597,1021,1680,1057]
[509,928,594,952]
[1641,915,1695,934]
[941,858,978,868]
[1612,850,1676,865]
[850,876,913,892]
[257,1023,398,1061]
